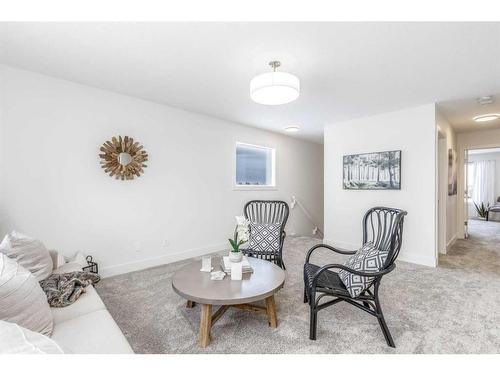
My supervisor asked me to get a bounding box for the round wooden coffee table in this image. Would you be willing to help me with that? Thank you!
[171,257,285,347]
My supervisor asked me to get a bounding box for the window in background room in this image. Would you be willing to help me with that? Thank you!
[235,142,275,187]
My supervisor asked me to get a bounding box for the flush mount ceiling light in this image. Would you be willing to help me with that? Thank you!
[284,125,300,133]
[477,96,494,106]
[250,61,300,105]
[473,114,500,122]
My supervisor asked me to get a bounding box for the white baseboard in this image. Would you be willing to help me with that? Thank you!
[397,252,436,267]
[323,238,437,267]
[100,242,227,278]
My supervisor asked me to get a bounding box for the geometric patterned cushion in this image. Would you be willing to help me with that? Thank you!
[338,242,388,298]
[248,222,281,254]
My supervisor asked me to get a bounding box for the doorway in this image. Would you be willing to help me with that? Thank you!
[465,147,500,241]
[439,146,500,270]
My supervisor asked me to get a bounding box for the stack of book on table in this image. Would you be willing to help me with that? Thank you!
[221,256,253,274]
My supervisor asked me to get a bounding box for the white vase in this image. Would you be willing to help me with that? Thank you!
[229,251,243,263]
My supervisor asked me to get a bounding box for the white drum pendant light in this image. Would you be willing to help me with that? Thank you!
[250,61,300,105]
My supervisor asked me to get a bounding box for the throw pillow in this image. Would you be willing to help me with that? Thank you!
[67,251,88,268]
[0,254,53,336]
[0,231,53,281]
[338,242,388,298]
[0,320,63,354]
[48,249,66,270]
[248,222,282,254]
[51,261,83,274]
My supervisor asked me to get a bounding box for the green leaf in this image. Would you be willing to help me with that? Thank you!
[474,201,489,218]
[228,239,239,252]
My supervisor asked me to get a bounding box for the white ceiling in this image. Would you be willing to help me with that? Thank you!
[438,94,500,133]
[1,22,499,143]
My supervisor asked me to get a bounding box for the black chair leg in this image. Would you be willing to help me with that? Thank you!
[309,305,317,340]
[377,314,395,348]
[303,287,308,303]
[375,301,395,348]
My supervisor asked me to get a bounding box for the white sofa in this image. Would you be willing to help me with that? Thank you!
[48,252,133,354]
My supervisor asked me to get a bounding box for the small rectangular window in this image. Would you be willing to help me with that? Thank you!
[235,142,275,188]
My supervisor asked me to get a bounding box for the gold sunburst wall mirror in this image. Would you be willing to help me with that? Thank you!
[99,135,148,180]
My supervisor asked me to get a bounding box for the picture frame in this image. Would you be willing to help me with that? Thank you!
[343,150,401,190]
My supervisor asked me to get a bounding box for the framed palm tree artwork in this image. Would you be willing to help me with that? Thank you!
[343,150,401,190]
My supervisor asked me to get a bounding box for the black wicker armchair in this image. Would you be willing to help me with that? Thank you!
[241,200,289,269]
[303,207,407,347]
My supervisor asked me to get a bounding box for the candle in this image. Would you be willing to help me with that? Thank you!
[231,262,243,280]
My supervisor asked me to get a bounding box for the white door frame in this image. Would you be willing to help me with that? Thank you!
[437,137,448,254]
[464,148,469,239]
[457,142,500,239]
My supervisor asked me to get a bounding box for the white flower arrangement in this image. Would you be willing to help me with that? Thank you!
[229,216,250,253]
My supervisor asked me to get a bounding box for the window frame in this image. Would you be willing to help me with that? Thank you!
[233,142,277,191]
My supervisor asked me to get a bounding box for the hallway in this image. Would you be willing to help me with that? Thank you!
[439,219,500,274]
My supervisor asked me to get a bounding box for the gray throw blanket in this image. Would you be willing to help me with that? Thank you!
[39,271,101,308]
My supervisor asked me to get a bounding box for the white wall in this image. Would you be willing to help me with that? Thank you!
[457,128,500,237]
[324,104,437,267]
[436,109,458,251]
[0,65,324,277]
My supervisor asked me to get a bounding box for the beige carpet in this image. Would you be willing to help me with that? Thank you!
[97,222,500,353]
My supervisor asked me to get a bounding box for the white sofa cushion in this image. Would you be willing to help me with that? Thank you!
[51,309,133,354]
[51,261,82,274]
[0,320,63,354]
[50,261,105,324]
[0,231,53,281]
[51,286,106,324]
[0,254,53,335]
[36,255,134,354]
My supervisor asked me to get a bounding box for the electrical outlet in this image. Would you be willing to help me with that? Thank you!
[162,239,170,249]
[135,241,142,253]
